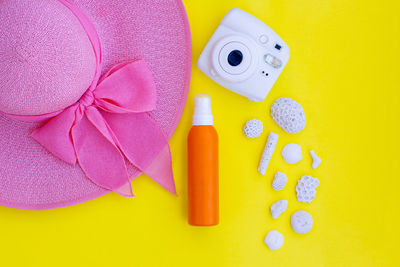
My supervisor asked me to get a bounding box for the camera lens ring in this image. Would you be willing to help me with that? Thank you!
[218,41,252,75]
[212,35,258,82]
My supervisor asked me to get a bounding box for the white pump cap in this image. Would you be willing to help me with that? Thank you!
[193,94,213,126]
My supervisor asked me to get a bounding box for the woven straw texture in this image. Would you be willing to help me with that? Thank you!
[0,0,191,209]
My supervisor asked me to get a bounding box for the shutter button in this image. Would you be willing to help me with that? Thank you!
[259,35,268,44]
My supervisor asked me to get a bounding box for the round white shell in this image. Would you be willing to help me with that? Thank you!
[296,175,320,203]
[282,143,302,164]
[291,211,313,234]
[272,172,288,191]
[264,230,284,250]
[271,97,306,133]
[244,119,263,138]
[270,200,288,219]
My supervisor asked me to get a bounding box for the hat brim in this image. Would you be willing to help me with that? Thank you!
[0,0,191,210]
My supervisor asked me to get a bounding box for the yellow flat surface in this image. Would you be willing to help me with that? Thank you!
[1,0,399,266]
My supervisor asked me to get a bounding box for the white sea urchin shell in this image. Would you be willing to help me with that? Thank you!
[264,230,284,250]
[291,211,313,234]
[272,172,288,191]
[271,97,306,133]
[244,119,263,138]
[296,175,320,203]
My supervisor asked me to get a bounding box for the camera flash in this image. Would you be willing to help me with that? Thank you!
[265,54,282,68]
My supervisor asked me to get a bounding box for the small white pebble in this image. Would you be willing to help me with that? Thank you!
[310,150,321,169]
[282,143,302,164]
[244,119,263,138]
[272,172,288,191]
[258,132,279,175]
[270,200,288,219]
[291,211,313,234]
[264,230,284,250]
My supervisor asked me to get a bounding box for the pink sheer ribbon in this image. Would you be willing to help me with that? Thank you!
[8,0,176,196]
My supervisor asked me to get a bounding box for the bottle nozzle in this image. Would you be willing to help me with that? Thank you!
[193,94,213,126]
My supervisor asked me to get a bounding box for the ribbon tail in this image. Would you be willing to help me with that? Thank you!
[72,108,133,197]
[31,105,77,165]
[145,144,176,195]
[102,112,176,195]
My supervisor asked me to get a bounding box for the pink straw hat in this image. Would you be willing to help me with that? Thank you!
[0,0,191,210]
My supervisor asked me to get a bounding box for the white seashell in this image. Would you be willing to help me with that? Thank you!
[270,97,306,133]
[291,211,313,234]
[270,200,288,219]
[244,119,263,138]
[282,143,302,164]
[272,172,288,191]
[264,230,284,250]
[296,175,320,203]
[258,132,279,175]
[310,150,321,169]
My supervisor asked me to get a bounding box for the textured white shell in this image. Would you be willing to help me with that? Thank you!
[291,211,313,234]
[244,119,263,138]
[282,143,303,164]
[272,172,288,191]
[296,175,320,203]
[271,97,306,133]
[264,230,284,250]
[270,200,288,219]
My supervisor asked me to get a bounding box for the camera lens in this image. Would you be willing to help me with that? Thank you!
[227,50,243,66]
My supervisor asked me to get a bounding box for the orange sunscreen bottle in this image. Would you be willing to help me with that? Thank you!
[188,95,219,226]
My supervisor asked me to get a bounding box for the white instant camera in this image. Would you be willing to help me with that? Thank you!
[197,8,290,102]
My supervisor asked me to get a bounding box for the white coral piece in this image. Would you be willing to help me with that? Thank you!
[244,119,263,138]
[264,230,284,250]
[291,210,313,234]
[272,172,288,191]
[296,175,320,203]
[310,150,321,169]
[271,97,306,133]
[258,132,279,175]
[270,200,288,219]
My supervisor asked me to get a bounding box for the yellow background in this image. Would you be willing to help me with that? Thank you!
[1,0,399,266]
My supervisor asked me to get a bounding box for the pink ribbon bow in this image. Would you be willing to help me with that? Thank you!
[8,0,176,196]
[32,60,176,196]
